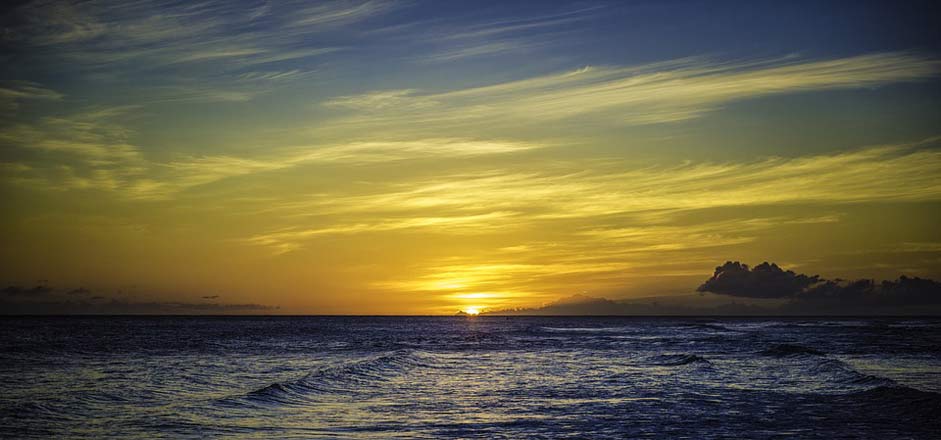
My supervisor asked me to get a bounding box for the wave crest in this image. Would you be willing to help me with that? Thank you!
[237,350,432,406]
[652,354,711,366]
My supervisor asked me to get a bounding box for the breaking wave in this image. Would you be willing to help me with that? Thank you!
[236,350,433,406]
[652,354,711,366]
[805,357,897,387]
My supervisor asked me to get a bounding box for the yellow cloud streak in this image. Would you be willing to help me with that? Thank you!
[246,140,941,236]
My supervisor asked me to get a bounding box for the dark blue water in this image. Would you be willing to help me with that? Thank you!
[1,317,939,438]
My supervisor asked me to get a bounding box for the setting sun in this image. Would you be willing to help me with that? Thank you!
[463,307,481,316]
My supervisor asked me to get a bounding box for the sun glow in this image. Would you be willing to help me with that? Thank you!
[463,307,481,315]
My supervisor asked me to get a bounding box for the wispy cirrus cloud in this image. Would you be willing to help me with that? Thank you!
[407,5,603,63]
[0,103,540,199]
[2,0,392,103]
[4,0,386,61]
[419,41,534,62]
[0,105,143,165]
[323,52,940,131]
[242,211,519,255]
[289,0,399,28]
[148,138,541,199]
[239,138,941,255]
[0,81,62,114]
[442,5,603,41]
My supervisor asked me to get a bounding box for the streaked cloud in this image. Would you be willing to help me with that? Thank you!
[417,40,538,63]
[0,105,142,165]
[239,139,941,262]
[0,81,62,113]
[0,107,540,198]
[251,138,941,222]
[1,0,384,105]
[243,211,518,255]
[410,5,603,63]
[289,0,398,28]
[442,6,602,41]
[149,138,541,198]
[323,52,940,132]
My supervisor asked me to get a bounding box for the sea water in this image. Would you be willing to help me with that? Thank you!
[1,316,939,438]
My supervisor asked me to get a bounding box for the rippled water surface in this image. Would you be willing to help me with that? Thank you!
[1,317,939,438]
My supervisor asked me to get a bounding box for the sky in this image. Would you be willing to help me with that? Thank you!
[1,0,940,314]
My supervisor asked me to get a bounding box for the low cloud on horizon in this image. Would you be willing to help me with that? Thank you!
[0,284,276,314]
[484,261,941,316]
[0,299,278,315]
[3,261,940,315]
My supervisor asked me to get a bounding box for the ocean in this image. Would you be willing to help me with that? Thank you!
[1,316,939,438]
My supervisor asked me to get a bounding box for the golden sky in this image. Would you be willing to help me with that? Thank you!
[1,1,940,314]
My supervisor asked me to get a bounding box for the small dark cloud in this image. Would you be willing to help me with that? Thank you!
[93,301,278,314]
[2,285,52,296]
[0,282,276,315]
[697,261,820,298]
[0,298,277,315]
[698,261,941,314]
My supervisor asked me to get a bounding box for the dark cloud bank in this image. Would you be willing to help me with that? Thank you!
[487,261,941,316]
[1,285,276,315]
